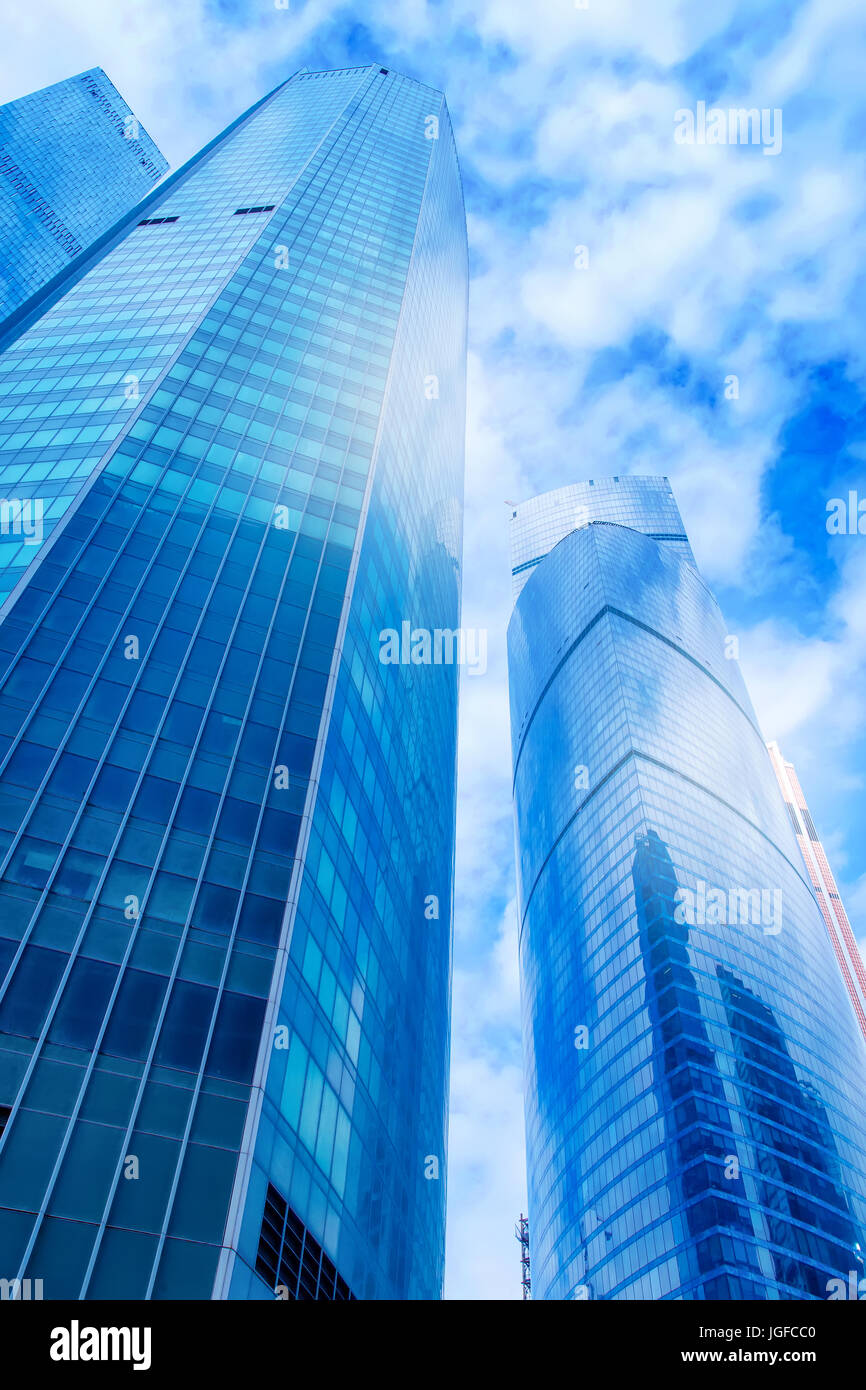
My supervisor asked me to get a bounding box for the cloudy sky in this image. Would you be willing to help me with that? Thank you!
[4,0,866,1300]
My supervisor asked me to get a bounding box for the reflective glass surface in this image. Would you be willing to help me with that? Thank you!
[0,65,466,1300]
[0,69,167,330]
[508,479,866,1300]
[228,78,467,1304]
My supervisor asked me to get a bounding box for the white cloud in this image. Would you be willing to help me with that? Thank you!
[742,544,866,744]
[446,900,525,1299]
[0,0,346,166]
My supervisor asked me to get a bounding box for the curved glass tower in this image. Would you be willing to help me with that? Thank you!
[507,477,866,1300]
[0,64,466,1300]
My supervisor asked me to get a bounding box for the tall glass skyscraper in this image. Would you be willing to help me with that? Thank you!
[0,69,167,330]
[767,742,866,1042]
[507,477,866,1300]
[0,64,467,1301]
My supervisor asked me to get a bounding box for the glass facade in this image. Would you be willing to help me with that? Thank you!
[0,68,167,331]
[507,478,866,1300]
[0,64,467,1300]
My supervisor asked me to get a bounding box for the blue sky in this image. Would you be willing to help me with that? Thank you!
[4,0,866,1300]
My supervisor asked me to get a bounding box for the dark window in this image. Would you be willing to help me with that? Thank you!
[233,205,276,215]
[0,1106,9,1139]
[175,785,219,834]
[0,937,16,984]
[205,992,266,1083]
[256,1183,355,1299]
[90,763,138,813]
[216,796,258,848]
[4,740,53,789]
[49,956,118,1051]
[133,774,177,822]
[237,891,283,947]
[257,808,300,858]
[50,751,97,799]
[192,882,239,936]
[0,945,66,1039]
[138,216,179,225]
[102,968,167,1061]
[156,979,216,1072]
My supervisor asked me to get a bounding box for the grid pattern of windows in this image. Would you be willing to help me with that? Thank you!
[256,1183,354,1299]
[0,68,167,327]
[509,477,692,600]
[0,65,467,1301]
[228,73,467,1304]
[508,481,866,1301]
[0,67,365,604]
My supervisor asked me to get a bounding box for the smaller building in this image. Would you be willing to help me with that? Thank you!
[0,68,167,328]
[767,741,866,1040]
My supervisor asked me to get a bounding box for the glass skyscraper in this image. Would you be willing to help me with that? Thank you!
[0,64,467,1301]
[507,477,866,1300]
[0,68,167,331]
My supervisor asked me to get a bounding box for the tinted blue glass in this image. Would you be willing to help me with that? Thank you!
[0,68,167,328]
[227,70,467,1304]
[0,945,65,1037]
[102,970,167,1061]
[206,992,265,1083]
[508,479,866,1300]
[48,956,117,1049]
[0,64,467,1301]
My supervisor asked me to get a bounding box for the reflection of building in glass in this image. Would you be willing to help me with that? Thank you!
[767,742,866,1042]
[717,965,864,1298]
[507,477,866,1299]
[632,830,764,1300]
[0,65,467,1300]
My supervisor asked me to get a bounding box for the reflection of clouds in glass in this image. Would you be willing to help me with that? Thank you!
[509,478,866,1299]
